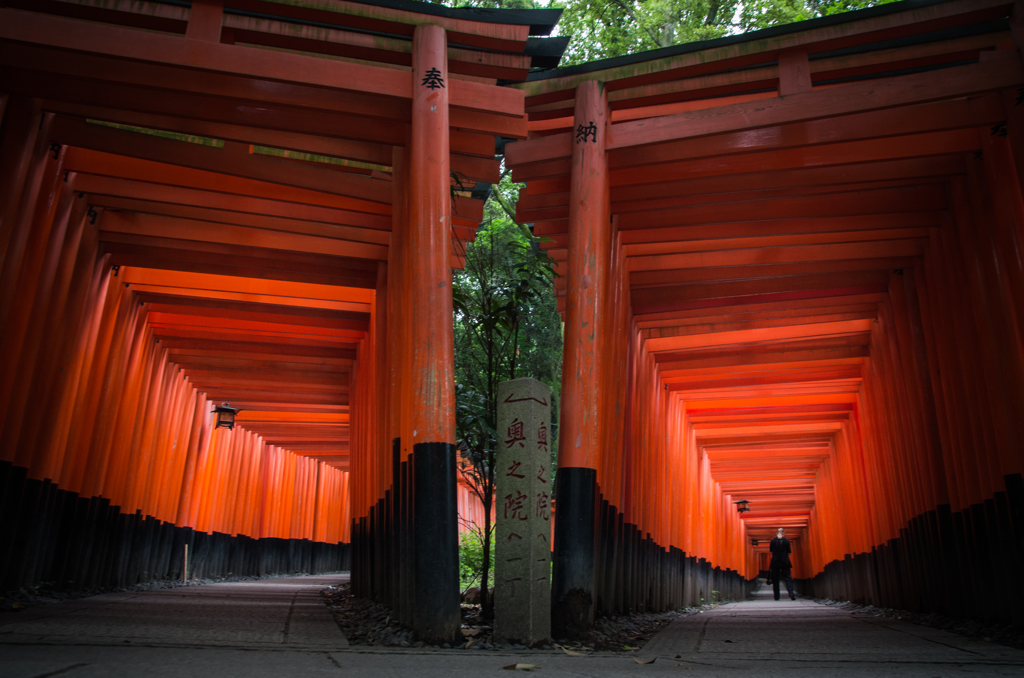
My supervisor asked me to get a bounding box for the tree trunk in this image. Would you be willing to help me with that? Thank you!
[482,489,494,619]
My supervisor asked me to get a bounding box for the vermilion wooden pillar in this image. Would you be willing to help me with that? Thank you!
[408,23,459,644]
[553,79,609,639]
[388,146,415,627]
[0,96,41,275]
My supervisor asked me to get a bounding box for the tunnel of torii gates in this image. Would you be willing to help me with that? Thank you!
[3,0,1024,646]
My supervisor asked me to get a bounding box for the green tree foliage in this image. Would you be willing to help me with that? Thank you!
[555,0,737,64]
[554,0,900,65]
[452,171,562,617]
[739,0,895,32]
[436,0,899,66]
[459,529,495,592]
[430,0,899,65]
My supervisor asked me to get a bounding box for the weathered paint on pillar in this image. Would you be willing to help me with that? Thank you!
[408,23,460,645]
[559,79,609,472]
[495,377,552,646]
[553,79,609,639]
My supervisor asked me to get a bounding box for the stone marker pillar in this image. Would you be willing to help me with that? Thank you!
[495,377,552,646]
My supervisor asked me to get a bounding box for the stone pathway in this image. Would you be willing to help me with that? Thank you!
[0,575,347,651]
[3,575,1024,677]
[638,580,1024,674]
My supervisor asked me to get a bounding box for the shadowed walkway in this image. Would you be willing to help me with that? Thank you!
[4,575,1024,677]
[0,575,348,652]
[639,580,1024,673]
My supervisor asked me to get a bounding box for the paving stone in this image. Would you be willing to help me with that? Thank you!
[3,575,1024,677]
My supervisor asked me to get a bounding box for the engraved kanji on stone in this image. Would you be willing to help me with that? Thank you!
[421,67,445,89]
[575,120,597,144]
[496,377,552,644]
[536,491,550,521]
[504,490,528,521]
[506,578,523,597]
[505,418,526,448]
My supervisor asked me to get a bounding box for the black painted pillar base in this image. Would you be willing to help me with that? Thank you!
[412,442,460,644]
[552,466,596,639]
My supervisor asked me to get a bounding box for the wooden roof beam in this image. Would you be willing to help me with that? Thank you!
[667,368,863,392]
[610,129,981,190]
[137,295,370,324]
[618,212,943,248]
[688,412,853,424]
[507,58,1018,171]
[0,9,527,115]
[627,259,916,290]
[608,58,1021,149]
[608,94,1003,170]
[658,345,869,371]
[616,185,946,231]
[642,303,879,329]
[45,101,395,166]
[48,101,488,182]
[637,293,885,324]
[170,355,355,372]
[512,0,1011,99]
[99,234,382,288]
[235,411,349,422]
[195,389,350,406]
[590,156,961,204]
[150,325,364,347]
[645,312,877,342]
[132,283,369,313]
[224,0,533,51]
[632,270,889,314]
[160,338,358,359]
[76,174,390,231]
[38,0,543,50]
[644,317,873,352]
[222,14,533,81]
[526,30,1009,115]
[102,238,379,286]
[656,335,872,365]
[681,393,860,408]
[687,402,855,415]
[53,118,392,207]
[109,253,371,289]
[146,309,368,335]
[95,198,389,252]
[627,239,924,273]
[100,212,388,262]
[526,177,950,223]
[178,370,350,389]
[120,267,374,305]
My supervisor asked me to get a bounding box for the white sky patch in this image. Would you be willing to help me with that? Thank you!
[728,2,745,34]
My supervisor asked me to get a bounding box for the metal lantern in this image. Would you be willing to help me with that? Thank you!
[213,402,241,430]
[734,499,751,513]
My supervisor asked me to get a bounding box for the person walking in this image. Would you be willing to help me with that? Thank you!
[769,527,796,601]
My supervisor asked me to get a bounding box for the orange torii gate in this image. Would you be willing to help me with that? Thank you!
[5,0,1024,647]
[0,0,563,643]
[505,0,1024,636]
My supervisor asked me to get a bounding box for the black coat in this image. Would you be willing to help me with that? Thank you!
[769,537,792,569]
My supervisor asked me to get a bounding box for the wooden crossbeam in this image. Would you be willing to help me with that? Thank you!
[512,0,1011,99]
[0,8,527,116]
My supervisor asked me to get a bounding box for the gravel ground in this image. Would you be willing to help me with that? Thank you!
[584,607,709,651]
[0,572,341,614]
[818,599,1024,650]
[321,582,714,652]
